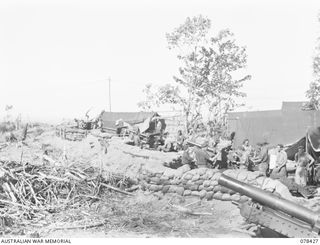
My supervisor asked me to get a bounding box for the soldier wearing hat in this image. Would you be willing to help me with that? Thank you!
[251,141,269,175]
[193,140,213,168]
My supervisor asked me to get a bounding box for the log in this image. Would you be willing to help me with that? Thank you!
[100,183,134,196]
[52,221,107,231]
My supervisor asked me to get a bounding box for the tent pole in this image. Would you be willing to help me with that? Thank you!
[306,127,308,154]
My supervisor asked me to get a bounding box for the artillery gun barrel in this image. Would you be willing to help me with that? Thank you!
[218,174,320,228]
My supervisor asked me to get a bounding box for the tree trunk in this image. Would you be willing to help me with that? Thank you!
[21,123,28,141]
[185,111,189,133]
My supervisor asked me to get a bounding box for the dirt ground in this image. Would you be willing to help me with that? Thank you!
[0,127,251,238]
[39,191,250,238]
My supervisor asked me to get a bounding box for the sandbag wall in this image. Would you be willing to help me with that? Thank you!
[139,165,247,202]
[138,165,295,202]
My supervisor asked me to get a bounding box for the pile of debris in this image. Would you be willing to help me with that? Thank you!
[0,159,135,234]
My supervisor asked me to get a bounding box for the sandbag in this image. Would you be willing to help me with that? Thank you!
[162,185,170,193]
[149,177,160,184]
[231,194,241,202]
[237,171,249,182]
[192,174,200,181]
[183,190,191,196]
[189,185,199,191]
[210,180,218,187]
[191,191,200,197]
[175,186,185,196]
[205,186,214,191]
[239,195,249,203]
[205,191,214,200]
[194,180,204,185]
[213,192,223,200]
[212,172,222,181]
[246,171,263,182]
[171,178,181,185]
[213,185,221,193]
[183,173,193,180]
[199,190,207,199]
[221,193,231,201]
[203,180,211,187]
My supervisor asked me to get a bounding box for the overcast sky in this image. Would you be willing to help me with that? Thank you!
[1,0,320,123]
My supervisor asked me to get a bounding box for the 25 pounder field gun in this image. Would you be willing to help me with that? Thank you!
[218,174,320,238]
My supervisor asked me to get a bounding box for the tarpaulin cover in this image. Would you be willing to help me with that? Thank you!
[99,111,166,134]
[99,111,156,129]
[307,127,320,152]
[136,116,166,134]
[284,127,320,161]
[285,137,306,161]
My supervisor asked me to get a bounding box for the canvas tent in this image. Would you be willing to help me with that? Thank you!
[286,127,320,161]
[227,102,320,148]
[98,111,166,133]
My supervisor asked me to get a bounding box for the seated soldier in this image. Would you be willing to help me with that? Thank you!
[238,139,254,170]
[158,133,174,152]
[126,127,141,147]
[270,144,287,179]
[173,129,185,151]
[115,119,124,136]
[193,141,214,168]
[181,144,195,167]
[219,145,232,169]
[226,149,240,169]
[251,142,269,175]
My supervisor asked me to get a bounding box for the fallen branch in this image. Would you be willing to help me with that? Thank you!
[0,198,32,210]
[184,200,201,207]
[38,172,69,182]
[122,151,150,159]
[100,183,134,196]
[51,221,107,231]
[125,185,139,192]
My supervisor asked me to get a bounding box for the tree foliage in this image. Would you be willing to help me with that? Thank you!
[138,15,250,130]
[137,83,160,112]
[306,14,320,110]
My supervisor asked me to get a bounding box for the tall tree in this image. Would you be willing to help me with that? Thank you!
[138,15,250,131]
[306,14,320,110]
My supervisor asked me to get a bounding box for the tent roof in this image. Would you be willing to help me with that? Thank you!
[281,101,307,112]
[99,111,158,129]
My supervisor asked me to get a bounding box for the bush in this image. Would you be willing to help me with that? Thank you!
[0,122,16,133]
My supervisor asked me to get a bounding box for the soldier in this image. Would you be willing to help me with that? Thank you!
[181,144,195,166]
[251,142,269,175]
[173,129,185,151]
[193,141,213,168]
[270,144,287,179]
[294,146,314,186]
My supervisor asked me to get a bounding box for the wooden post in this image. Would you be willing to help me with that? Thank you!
[306,127,309,154]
